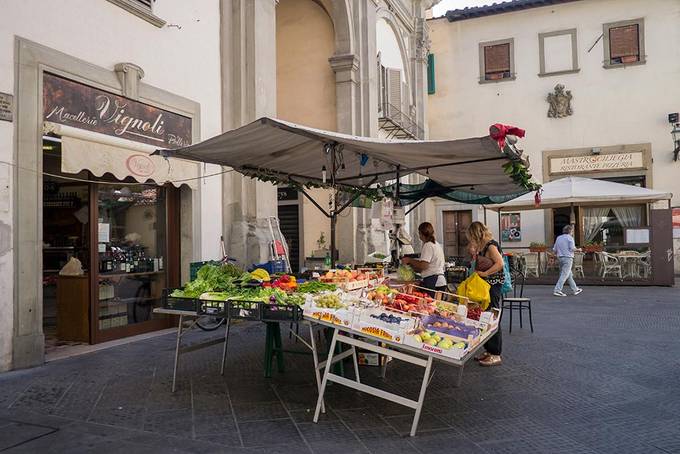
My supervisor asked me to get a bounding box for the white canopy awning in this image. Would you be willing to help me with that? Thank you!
[45,122,200,190]
[156,117,532,196]
[488,176,672,211]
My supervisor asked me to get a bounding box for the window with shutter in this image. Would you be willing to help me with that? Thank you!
[386,68,402,117]
[603,18,645,68]
[609,24,639,63]
[427,54,435,94]
[479,39,514,83]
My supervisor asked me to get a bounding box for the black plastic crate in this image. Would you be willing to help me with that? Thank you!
[199,299,228,318]
[161,289,201,313]
[261,303,303,322]
[227,300,262,320]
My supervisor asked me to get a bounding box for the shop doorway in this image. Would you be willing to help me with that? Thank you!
[442,210,472,258]
[43,139,91,352]
[277,187,301,272]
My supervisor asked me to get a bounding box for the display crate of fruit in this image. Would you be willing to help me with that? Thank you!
[404,327,471,360]
[303,292,358,328]
[351,306,417,344]
[319,269,371,291]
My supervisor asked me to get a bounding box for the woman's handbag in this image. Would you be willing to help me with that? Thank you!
[457,272,491,310]
[501,255,513,294]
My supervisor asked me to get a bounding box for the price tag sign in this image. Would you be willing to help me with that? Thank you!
[479,311,494,325]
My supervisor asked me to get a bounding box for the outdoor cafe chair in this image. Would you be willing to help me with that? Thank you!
[638,251,652,278]
[522,253,540,278]
[546,251,560,273]
[572,251,585,278]
[501,269,533,333]
[599,252,623,279]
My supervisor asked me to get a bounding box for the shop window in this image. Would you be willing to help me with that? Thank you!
[583,205,645,247]
[603,19,645,68]
[479,38,515,83]
[538,29,579,77]
[97,184,167,331]
[106,0,166,27]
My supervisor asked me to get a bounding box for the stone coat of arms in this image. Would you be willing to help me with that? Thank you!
[547,84,573,118]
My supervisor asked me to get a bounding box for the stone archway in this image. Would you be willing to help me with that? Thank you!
[376,8,413,106]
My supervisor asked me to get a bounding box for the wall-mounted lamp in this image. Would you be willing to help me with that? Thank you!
[591,147,601,155]
[669,113,680,161]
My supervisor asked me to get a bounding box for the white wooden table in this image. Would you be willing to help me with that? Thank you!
[307,317,498,437]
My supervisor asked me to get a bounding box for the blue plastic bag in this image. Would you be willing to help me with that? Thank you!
[501,256,513,294]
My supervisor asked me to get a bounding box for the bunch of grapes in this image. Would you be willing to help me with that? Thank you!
[314,293,343,309]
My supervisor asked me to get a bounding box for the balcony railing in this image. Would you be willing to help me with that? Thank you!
[378,102,423,140]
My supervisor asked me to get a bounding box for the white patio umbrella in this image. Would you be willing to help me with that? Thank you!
[488,176,672,211]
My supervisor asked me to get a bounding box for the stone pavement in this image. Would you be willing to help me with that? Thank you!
[1,285,679,453]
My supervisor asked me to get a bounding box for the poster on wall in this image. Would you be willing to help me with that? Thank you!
[673,208,680,238]
[501,213,521,242]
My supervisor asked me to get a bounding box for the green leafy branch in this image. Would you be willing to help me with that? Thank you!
[502,161,541,191]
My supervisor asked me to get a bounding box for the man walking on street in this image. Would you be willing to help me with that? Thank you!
[553,225,583,297]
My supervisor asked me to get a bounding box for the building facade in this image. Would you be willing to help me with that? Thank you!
[1,0,437,372]
[1,0,224,371]
[427,0,680,268]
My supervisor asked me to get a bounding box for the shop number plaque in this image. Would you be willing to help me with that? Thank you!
[0,92,13,122]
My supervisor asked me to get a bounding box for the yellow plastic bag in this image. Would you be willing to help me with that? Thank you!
[457,272,491,310]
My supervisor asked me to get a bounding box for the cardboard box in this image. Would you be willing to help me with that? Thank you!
[351,307,417,344]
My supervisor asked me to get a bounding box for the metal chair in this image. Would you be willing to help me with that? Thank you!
[522,252,540,278]
[501,269,533,333]
[600,252,623,279]
[572,252,585,278]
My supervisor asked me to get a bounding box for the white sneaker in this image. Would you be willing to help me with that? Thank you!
[553,291,567,297]
[573,288,583,296]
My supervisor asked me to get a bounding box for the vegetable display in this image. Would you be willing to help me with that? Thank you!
[397,264,415,282]
[297,281,337,293]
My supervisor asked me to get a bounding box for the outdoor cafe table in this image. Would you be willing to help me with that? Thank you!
[612,252,644,279]
[308,316,499,437]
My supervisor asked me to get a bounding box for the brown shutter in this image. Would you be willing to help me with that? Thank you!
[484,43,511,74]
[609,24,639,59]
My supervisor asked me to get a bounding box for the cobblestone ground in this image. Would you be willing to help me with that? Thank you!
[1,285,679,453]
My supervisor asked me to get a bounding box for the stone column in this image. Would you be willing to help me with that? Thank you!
[221,0,278,265]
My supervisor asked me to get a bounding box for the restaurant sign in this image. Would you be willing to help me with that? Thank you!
[43,73,191,148]
[550,152,644,174]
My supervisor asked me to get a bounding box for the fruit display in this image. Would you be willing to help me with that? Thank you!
[369,312,409,324]
[321,269,369,282]
[366,285,396,304]
[466,305,483,321]
[387,293,436,315]
[421,315,481,340]
[313,293,344,309]
[251,268,271,282]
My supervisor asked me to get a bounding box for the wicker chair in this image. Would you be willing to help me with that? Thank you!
[522,253,540,278]
[572,252,585,278]
[600,252,623,279]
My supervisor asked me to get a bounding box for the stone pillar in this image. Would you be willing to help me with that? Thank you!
[221,0,278,266]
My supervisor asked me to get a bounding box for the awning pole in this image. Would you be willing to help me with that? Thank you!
[497,210,502,249]
[405,197,427,216]
[483,206,487,224]
[330,143,337,268]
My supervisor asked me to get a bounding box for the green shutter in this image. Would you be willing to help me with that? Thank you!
[427,53,435,95]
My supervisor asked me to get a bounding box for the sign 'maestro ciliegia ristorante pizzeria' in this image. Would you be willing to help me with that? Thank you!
[43,73,192,148]
[550,152,644,174]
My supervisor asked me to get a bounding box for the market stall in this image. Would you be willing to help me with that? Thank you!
[152,117,537,435]
[157,262,499,436]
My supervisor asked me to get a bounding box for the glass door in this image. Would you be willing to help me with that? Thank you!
[94,183,174,342]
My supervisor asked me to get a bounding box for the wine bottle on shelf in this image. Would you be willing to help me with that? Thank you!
[159,256,163,271]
